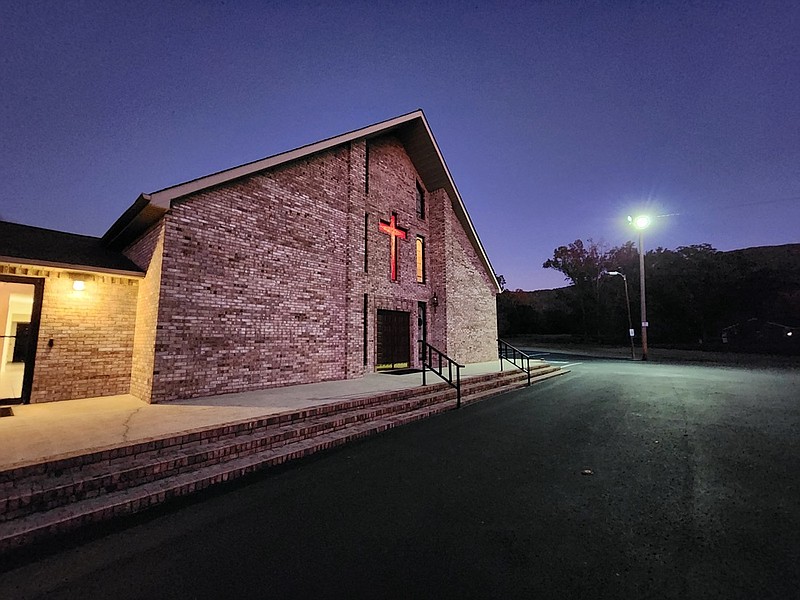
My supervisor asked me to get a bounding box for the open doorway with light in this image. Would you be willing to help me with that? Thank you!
[0,275,43,404]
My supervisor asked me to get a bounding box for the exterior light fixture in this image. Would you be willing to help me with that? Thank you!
[431,292,439,307]
[72,280,86,291]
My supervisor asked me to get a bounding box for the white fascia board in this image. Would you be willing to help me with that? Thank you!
[148,111,426,209]
[141,109,499,292]
[417,117,501,293]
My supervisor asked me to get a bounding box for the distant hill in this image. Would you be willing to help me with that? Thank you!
[724,244,800,290]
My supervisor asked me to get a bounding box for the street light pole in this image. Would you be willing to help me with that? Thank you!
[638,229,648,361]
[628,215,651,361]
[608,271,635,360]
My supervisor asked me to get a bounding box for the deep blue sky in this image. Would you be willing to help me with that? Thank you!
[2,1,798,290]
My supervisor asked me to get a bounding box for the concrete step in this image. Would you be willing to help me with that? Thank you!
[0,365,566,555]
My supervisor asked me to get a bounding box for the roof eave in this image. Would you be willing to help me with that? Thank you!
[408,116,500,293]
[147,110,429,209]
[102,194,167,250]
[0,255,144,278]
[100,110,499,290]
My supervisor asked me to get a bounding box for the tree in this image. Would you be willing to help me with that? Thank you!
[530,238,799,351]
[542,239,609,287]
[646,244,728,343]
[543,239,610,339]
[596,241,640,343]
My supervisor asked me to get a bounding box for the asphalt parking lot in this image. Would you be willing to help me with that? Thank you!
[2,355,799,599]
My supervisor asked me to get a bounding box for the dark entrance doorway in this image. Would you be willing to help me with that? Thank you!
[417,301,427,362]
[376,309,410,370]
[0,275,44,404]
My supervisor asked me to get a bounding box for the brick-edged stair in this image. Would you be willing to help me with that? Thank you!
[0,363,563,555]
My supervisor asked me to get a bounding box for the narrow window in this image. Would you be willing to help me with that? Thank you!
[364,213,369,272]
[364,140,370,195]
[416,236,425,283]
[416,181,425,219]
[363,294,369,366]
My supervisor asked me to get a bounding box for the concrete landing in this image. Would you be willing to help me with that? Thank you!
[0,361,513,471]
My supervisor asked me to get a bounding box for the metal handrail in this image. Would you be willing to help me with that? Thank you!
[497,339,534,386]
[421,341,464,408]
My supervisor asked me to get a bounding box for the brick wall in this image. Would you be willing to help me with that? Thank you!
[363,136,436,370]
[427,188,450,353]
[124,222,165,403]
[0,263,139,403]
[149,147,352,401]
[126,132,497,402]
[343,140,368,378]
[0,127,497,405]
[444,204,499,363]
[355,134,495,369]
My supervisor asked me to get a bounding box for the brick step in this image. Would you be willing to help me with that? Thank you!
[0,369,529,489]
[428,366,529,387]
[461,376,532,406]
[0,365,566,555]
[1,369,553,523]
[0,370,525,488]
[460,366,564,407]
[1,387,462,522]
[0,381,457,491]
[0,397,461,555]
[461,371,527,394]
[422,369,528,398]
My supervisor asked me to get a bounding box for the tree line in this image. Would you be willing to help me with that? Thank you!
[497,240,800,351]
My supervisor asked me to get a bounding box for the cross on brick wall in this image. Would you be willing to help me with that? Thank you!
[378,213,407,281]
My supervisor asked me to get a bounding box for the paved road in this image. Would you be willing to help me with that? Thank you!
[3,357,799,599]
[520,348,619,367]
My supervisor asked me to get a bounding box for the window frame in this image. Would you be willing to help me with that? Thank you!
[415,235,426,283]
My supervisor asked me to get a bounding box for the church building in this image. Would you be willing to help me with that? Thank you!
[0,110,499,405]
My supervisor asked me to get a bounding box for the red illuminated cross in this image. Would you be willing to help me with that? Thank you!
[378,213,407,281]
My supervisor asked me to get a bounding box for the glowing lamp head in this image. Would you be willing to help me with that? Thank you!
[628,214,651,230]
[72,280,86,291]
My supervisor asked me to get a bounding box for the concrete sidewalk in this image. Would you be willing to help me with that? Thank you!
[0,361,508,471]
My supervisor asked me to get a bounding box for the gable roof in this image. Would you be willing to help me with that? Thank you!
[0,221,144,277]
[103,110,499,290]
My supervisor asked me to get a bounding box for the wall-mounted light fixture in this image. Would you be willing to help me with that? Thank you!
[430,292,438,307]
[72,279,86,291]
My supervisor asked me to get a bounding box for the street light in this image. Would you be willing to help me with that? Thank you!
[607,271,636,360]
[628,214,651,361]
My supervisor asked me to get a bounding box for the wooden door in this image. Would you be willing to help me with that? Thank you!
[376,309,410,370]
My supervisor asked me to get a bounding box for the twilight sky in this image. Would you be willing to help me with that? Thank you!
[1,1,798,290]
